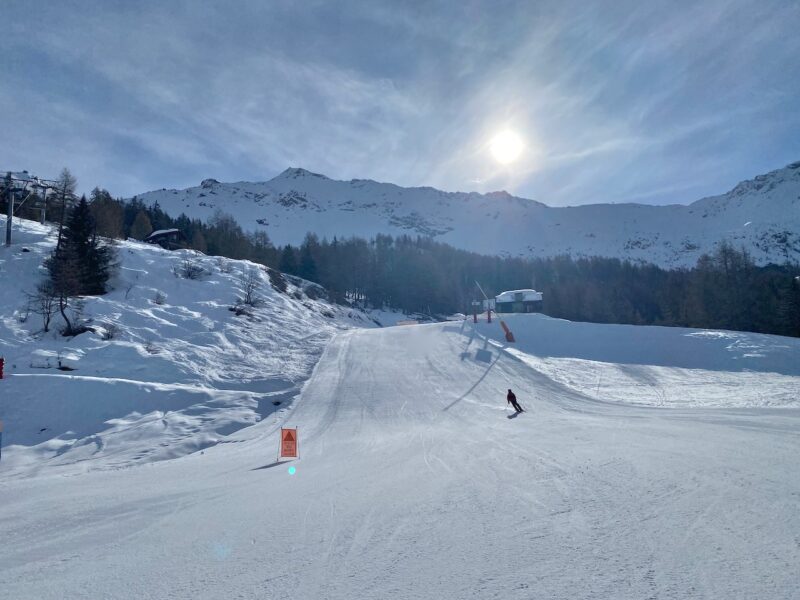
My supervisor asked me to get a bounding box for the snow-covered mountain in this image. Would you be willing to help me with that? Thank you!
[134,162,800,267]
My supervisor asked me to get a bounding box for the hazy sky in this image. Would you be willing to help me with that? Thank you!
[2,0,799,205]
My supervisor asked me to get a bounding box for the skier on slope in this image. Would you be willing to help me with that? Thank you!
[507,389,524,413]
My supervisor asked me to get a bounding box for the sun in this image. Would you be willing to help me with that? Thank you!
[489,130,524,164]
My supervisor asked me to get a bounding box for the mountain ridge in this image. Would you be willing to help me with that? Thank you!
[133,161,800,268]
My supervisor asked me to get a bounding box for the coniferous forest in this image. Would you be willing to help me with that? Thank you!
[6,185,798,337]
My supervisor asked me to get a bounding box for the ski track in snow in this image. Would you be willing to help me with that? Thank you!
[1,313,799,599]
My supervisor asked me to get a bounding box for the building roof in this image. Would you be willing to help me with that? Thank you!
[495,289,543,303]
[145,229,181,240]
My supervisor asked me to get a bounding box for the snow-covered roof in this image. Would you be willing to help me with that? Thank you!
[495,289,542,303]
[146,229,180,239]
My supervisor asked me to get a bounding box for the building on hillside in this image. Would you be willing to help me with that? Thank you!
[144,228,184,250]
[494,289,543,313]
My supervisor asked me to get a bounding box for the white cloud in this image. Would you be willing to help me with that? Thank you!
[1,0,798,205]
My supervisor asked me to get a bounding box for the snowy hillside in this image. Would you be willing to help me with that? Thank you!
[0,216,385,474]
[1,308,799,597]
[135,161,800,267]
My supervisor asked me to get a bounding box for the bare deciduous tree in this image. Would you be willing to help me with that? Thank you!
[54,168,77,251]
[173,259,207,280]
[26,281,58,333]
[240,268,261,306]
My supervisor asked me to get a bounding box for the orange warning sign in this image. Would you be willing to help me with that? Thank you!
[280,428,298,458]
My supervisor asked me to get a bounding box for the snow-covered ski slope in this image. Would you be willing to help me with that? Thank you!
[0,216,383,474]
[1,311,799,598]
[136,161,800,267]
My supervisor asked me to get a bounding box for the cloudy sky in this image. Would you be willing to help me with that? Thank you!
[2,0,799,205]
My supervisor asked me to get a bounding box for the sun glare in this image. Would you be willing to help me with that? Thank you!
[490,130,524,164]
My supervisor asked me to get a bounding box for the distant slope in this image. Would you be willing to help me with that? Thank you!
[134,162,800,267]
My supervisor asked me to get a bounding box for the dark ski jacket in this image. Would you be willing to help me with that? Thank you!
[507,391,517,404]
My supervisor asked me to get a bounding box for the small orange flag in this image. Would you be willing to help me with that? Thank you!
[280,428,298,458]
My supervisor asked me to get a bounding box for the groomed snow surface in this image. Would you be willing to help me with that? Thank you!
[2,217,800,599]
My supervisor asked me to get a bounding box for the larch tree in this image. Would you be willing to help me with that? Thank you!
[130,210,153,240]
[54,167,78,251]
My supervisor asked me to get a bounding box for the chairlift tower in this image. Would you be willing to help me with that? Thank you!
[2,171,58,246]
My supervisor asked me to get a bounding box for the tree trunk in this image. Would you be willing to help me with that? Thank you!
[59,294,72,335]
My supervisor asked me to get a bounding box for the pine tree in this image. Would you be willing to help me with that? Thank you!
[46,195,115,334]
[249,231,275,266]
[279,245,298,275]
[48,195,115,297]
[777,276,800,337]
[89,187,124,238]
[130,210,153,240]
[191,229,208,253]
[299,239,318,281]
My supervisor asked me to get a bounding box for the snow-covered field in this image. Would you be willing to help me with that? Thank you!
[2,217,800,599]
[0,216,379,474]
